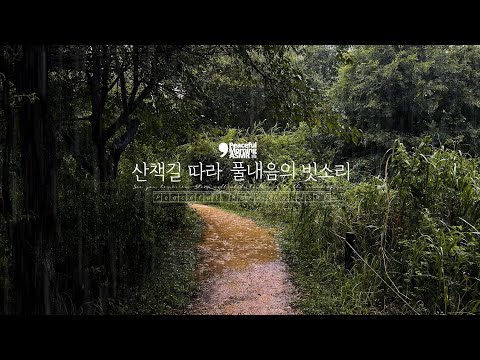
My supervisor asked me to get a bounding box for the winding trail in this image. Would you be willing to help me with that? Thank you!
[187,204,298,315]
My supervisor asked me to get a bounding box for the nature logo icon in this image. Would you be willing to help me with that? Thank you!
[219,142,229,157]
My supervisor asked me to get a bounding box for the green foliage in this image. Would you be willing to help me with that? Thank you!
[387,139,480,313]
[330,45,480,139]
[324,45,480,178]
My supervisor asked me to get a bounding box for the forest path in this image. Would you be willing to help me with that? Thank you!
[187,204,298,315]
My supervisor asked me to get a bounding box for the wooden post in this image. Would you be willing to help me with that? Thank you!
[345,232,355,271]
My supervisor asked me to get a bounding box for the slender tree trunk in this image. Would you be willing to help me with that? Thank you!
[96,139,108,182]
[249,88,255,131]
[407,108,413,133]
[2,78,13,218]
[1,76,14,314]
[14,45,58,314]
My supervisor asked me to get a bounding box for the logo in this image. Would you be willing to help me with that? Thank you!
[219,142,257,159]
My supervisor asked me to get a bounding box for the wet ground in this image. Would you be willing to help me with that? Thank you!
[187,204,298,315]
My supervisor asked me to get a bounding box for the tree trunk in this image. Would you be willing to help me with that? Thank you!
[13,45,58,314]
[1,78,13,218]
[1,75,14,314]
[249,88,255,131]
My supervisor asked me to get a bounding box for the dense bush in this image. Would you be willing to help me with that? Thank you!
[288,140,480,314]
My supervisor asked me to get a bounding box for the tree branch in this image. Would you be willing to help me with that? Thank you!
[119,69,128,113]
[115,117,140,155]
[100,45,110,110]
[235,45,275,84]
[59,130,95,175]
[128,45,140,107]
[103,82,154,141]
[112,117,140,178]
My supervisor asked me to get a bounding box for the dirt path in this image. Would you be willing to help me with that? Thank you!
[187,204,298,315]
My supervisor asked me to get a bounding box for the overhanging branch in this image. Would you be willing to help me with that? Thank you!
[103,82,154,141]
[60,130,95,176]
